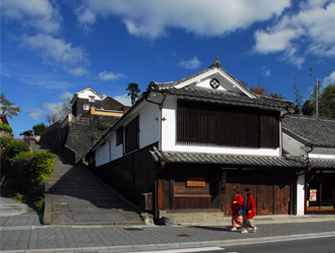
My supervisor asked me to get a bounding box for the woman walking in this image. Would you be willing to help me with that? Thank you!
[231,186,244,231]
[241,188,258,233]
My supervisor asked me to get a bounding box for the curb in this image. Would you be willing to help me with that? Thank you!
[43,178,52,225]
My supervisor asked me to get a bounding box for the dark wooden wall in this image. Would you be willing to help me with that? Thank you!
[159,165,222,210]
[92,144,158,207]
[159,165,295,216]
[222,170,295,216]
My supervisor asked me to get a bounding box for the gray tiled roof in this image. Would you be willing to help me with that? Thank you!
[166,87,292,110]
[282,115,335,148]
[149,146,335,169]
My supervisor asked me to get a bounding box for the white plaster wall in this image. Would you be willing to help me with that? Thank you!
[110,132,123,161]
[161,96,281,156]
[308,147,335,159]
[95,141,111,167]
[95,101,160,167]
[139,102,160,149]
[282,133,305,156]
[77,90,102,100]
[296,174,305,216]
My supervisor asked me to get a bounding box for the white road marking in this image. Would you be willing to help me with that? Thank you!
[125,246,225,253]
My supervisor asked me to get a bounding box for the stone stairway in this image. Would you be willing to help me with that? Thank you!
[31,141,144,226]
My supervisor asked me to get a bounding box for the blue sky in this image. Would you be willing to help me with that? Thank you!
[1,0,335,138]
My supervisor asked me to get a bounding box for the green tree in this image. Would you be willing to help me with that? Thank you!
[302,82,335,118]
[319,82,335,118]
[32,122,46,136]
[293,78,303,114]
[126,83,141,105]
[0,93,21,119]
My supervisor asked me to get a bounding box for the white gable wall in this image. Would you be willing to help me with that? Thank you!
[176,68,254,98]
[282,133,305,156]
[95,100,160,167]
[77,90,103,100]
[161,96,281,156]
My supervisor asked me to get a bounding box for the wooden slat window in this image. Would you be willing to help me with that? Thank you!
[124,116,139,153]
[177,100,279,148]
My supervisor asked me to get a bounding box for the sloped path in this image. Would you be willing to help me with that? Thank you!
[31,141,144,226]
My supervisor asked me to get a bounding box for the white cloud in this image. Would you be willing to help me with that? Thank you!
[179,57,201,69]
[113,94,131,106]
[59,92,73,100]
[21,34,89,76]
[261,67,271,77]
[97,71,126,81]
[77,0,290,39]
[30,108,45,120]
[323,70,335,86]
[76,5,96,33]
[254,29,302,54]
[44,102,63,114]
[253,1,335,66]
[68,67,88,76]
[1,0,61,34]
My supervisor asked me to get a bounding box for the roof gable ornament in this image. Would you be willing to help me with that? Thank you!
[209,56,222,68]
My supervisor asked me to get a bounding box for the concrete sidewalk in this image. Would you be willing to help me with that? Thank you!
[1,191,335,252]
[29,141,144,226]
[1,213,335,252]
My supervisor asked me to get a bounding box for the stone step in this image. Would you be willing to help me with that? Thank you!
[159,211,228,226]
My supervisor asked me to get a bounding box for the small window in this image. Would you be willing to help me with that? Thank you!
[116,127,123,146]
[83,104,90,110]
[89,95,95,102]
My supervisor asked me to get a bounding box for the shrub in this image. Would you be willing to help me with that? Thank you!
[4,151,55,211]
[7,152,34,193]
[0,135,14,149]
[29,152,55,196]
[1,138,30,176]
[0,123,12,133]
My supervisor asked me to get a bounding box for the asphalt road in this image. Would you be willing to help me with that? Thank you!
[223,235,335,253]
[139,234,335,253]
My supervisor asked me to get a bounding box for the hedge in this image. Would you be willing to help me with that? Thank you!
[1,136,55,209]
[0,137,30,176]
[7,151,55,197]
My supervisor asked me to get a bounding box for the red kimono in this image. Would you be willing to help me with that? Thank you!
[231,193,244,216]
[244,194,256,219]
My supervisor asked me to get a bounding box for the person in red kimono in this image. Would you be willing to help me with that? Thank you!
[241,188,258,233]
[230,186,244,231]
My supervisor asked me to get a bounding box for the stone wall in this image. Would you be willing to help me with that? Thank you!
[40,115,117,164]
[39,122,68,152]
[64,115,118,164]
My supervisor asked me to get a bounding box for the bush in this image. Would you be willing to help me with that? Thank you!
[1,136,55,211]
[0,123,12,133]
[29,152,55,196]
[7,152,34,193]
[7,151,55,197]
[1,137,30,176]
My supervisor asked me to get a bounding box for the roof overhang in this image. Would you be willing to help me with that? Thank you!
[149,146,335,169]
